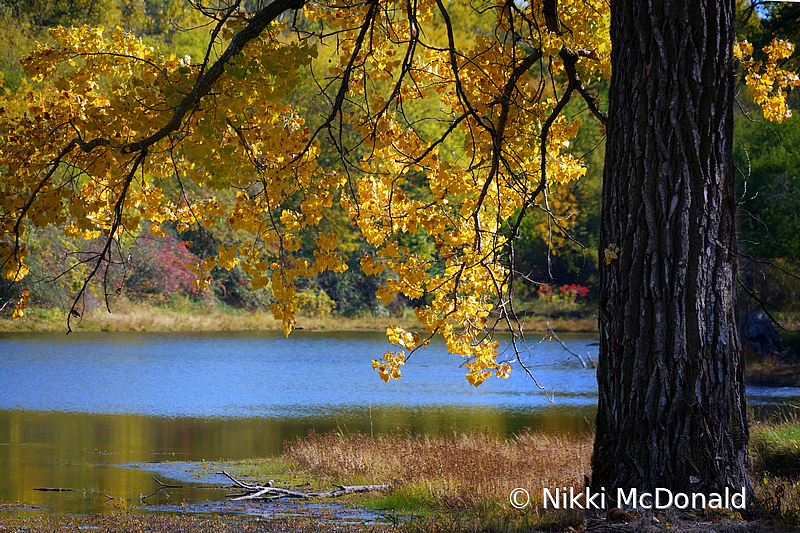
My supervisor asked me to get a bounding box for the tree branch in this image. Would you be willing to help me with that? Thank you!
[217,471,391,501]
[122,0,307,155]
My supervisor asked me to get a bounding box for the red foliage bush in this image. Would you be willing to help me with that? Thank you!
[124,230,202,298]
[559,283,590,299]
[537,283,589,303]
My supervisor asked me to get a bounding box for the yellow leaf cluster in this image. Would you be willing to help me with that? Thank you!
[372,350,406,382]
[12,289,29,319]
[738,38,800,122]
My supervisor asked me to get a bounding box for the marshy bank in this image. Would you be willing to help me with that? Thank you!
[224,421,800,531]
[4,423,800,532]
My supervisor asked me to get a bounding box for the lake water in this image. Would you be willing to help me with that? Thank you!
[0,329,797,514]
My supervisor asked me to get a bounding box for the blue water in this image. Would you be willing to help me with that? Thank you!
[0,330,599,418]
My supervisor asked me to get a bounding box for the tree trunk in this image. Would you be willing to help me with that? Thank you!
[592,0,753,505]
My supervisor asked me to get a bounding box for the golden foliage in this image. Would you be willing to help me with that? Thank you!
[738,38,800,121]
[0,0,795,384]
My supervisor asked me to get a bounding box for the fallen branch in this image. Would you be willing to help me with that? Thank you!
[152,475,183,488]
[217,470,391,501]
[141,475,185,502]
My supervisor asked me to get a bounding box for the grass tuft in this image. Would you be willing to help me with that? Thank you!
[751,411,800,477]
[752,409,800,525]
[282,428,592,511]
[231,427,592,531]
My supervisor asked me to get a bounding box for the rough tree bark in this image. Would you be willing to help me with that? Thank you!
[592,0,753,505]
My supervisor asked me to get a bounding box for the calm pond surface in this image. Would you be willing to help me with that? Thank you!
[0,329,797,514]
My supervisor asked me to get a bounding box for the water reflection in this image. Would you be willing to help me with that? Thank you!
[0,406,595,512]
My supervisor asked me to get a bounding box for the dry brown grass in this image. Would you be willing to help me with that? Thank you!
[0,305,277,332]
[491,316,598,334]
[0,301,423,333]
[3,299,597,334]
[755,476,800,526]
[281,428,592,511]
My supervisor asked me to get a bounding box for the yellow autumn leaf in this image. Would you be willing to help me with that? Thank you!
[316,232,338,252]
[218,245,239,271]
[12,289,30,319]
[604,244,620,265]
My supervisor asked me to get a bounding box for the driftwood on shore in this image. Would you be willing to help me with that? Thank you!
[217,470,392,501]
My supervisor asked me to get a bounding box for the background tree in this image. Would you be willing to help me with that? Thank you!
[735,101,800,316]
[0,0,201,91]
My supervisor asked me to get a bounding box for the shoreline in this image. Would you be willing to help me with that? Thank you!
[0,303,600,335]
